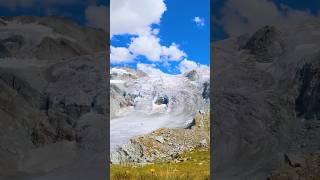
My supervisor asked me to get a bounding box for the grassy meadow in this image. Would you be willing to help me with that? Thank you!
[110,148,210,180]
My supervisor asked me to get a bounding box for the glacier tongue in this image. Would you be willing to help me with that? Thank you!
[110,68,209,152]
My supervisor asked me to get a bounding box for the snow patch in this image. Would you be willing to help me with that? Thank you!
[110,79,125,84]
[110,68,131,75]
[0,22,53,45]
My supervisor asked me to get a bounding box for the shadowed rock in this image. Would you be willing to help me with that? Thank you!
[243,25,285,63]
[186,70,199,81]
[154,95,169,105]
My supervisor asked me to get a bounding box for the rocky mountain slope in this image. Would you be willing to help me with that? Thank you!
[212,20,320,179]
[0,16,108,180]
[110,67,210,164]
[111,111,210,164]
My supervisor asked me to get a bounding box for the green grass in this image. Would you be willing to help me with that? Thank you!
[110,148,210,180]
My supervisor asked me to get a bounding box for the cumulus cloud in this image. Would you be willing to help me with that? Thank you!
[129,34,163,61]
[110,0,186,64]
[179,59,209,73]
[85,5,108,31]
[110,46,135,64]
[152,28,160,35]
[162,43,186,61]
[136,59,210,76]
[219,0,320,36]
[193,16,205,27]
[110,0,166,36]
[179,59,198,73]
[128,34,186,62]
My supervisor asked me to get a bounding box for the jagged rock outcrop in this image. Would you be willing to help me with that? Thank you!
[212,20,320,179]
[185,70,199,81]
[295,57,320,120]
[110,83,129,118]
[242,25,286,63]
[202,82,210,99]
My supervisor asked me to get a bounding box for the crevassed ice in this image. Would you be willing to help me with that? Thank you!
[110,70,209,151]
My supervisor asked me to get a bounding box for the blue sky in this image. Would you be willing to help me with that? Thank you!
[0,0,107,28]
[110,0,210,74]
[160,1,210,67]
[213,0,320,41]
[2,0,318,72]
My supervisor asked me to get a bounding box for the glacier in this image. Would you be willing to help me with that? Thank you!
[110,67,210,152]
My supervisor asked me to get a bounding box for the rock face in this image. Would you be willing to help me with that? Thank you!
[242,25,285,63]
[0,16,107,179]
[109,67,145,118]
[185,70,199,81]
[212,20,320,179]
[202,82,210,99]
[295,60,320,120]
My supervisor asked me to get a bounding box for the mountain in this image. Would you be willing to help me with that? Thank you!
[0,16,106,60]
[212,20,320,179]
[0,16,108,180]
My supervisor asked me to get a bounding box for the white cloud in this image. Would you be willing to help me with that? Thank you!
[152,28,160,35]
[128,34,186,62]
[179,59,209,73]
[110,0,166,36]
[193,16,205,27]
[136,59,210,77]
[110,46,135,64]
[110,0,186,64]
[179,59,198,73]
[129,34,163,61]
[219,0,320,36]
[85,5,108,31]
[136,60,210,76]
[162,43,186,61]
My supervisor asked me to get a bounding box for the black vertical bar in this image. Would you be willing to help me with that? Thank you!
[106,0,110,180]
